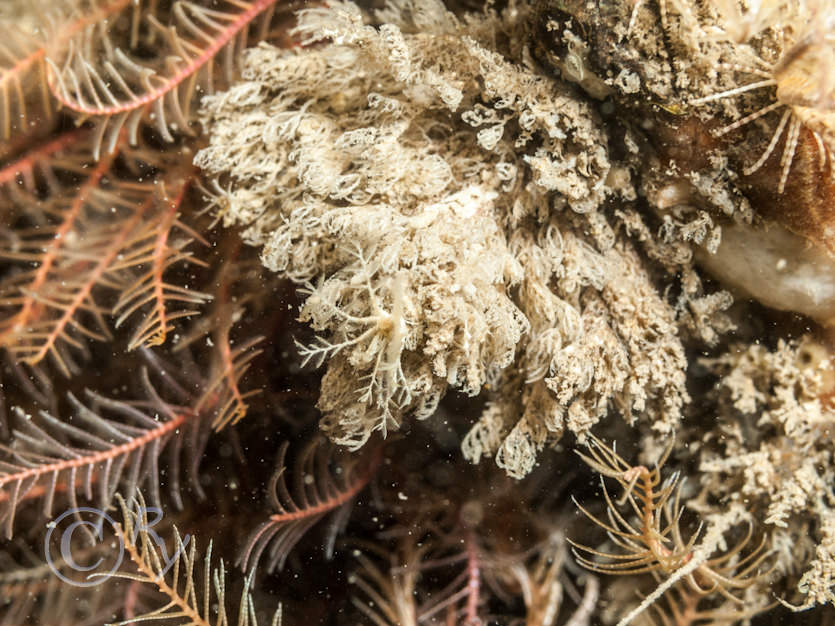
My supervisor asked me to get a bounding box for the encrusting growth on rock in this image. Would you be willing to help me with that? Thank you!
[196,0,693,476]
[194,0,835,619]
